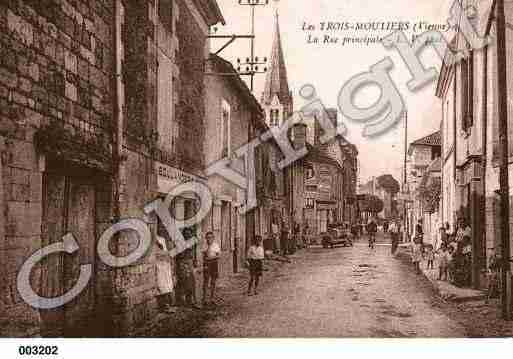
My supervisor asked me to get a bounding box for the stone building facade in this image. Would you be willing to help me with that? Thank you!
[258,11,294,239]
[0,0,224,337]
[435,0,513,289]
[406,131,441,238]
[204,53,265,282]
[258,12,358,239]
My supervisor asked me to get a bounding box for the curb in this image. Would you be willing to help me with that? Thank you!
[422,269,486,303]
[397,246,486,303]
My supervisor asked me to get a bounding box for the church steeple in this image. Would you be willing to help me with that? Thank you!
[261,11,291,109]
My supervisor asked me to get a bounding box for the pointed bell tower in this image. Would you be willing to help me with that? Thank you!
[261,9,293,128]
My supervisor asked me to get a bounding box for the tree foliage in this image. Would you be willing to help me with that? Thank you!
[419,178,441,213]
[361,194,384,214]
[377,174,400,195]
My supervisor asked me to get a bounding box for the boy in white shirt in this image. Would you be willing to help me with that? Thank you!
[247,235,265,295]
[203,231,220,305]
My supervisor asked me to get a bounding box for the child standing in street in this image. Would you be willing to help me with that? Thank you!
[411,238,423,274]
[247,236,265,296]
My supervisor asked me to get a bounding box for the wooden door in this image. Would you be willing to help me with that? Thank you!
[40,167,98,337]
[63,178,96,336]
[40,173,67,337]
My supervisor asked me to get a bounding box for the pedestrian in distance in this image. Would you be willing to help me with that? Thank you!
[425,244,435,269]
[366,218,377,249]
[485,250,500,303]
[411,237,423,275]
[437,245,449,281]
[302,223,309,248]
[383,220,389,234]
[202,231,221,306]
[389,220,399,255]
[351,222,360,242]
[415,219,424,248]
[175,228,198,308]
[247,235,265,296]
[446,245,455,282]
[438,225,448,249]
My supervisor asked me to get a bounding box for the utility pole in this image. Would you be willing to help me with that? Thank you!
[237,0,270,91]
[403,110,408,242]
[206,1,269,91]
[495,0,512,320]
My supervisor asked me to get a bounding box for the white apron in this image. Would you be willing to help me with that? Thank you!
[156,236,174,294]
[156,259,174,294]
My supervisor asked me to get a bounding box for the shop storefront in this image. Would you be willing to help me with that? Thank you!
[155,162,208,299]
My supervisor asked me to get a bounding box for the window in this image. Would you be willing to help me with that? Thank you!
[221,99,231,157]
[461,50,473,132]
[306,165,315,179]
[158,0,173,33]
[432,146,441,160]
[305,198,315,209]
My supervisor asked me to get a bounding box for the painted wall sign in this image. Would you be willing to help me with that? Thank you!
[156,162,206,194]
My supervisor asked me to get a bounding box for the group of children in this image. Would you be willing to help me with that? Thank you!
[411,238,455,281]
[430,244,455,281]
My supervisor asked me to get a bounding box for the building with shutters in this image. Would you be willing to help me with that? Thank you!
[435,0,513,289]
[204,53,267,281]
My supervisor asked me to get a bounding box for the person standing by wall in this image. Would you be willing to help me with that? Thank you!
[291,220,300,253]
[438,225,448,250]
[272,220,280,254]
[175,228,198,308]
[280,220,290,256]
[411,236,423,275]
[247,235,265,296]
[415,219,424,247]
[389,220,399,254]
[155,236,174,312]
[302,223,310,247]
[366,218,377,249]
[202,231,220,306]
[437,245,449,281]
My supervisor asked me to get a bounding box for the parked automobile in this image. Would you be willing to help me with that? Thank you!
[321,223,353,248]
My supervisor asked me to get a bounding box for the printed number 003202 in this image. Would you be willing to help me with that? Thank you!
[18,346,58,356]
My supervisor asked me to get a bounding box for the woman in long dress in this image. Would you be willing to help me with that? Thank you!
[411,237,423,275]
[155,236,174,311]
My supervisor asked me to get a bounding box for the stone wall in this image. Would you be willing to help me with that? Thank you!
[0,0,119,336]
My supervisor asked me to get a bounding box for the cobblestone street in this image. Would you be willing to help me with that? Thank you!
[163,234,478,337]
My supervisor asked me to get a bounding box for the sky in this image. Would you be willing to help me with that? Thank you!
[211,0,455,184]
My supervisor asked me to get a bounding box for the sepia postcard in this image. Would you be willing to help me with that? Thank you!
[1,0,513,347]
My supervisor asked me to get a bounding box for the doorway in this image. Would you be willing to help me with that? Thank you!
[40,160,107,337]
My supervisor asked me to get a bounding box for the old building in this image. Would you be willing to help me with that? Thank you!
[303,145,342,235]
[436,0,513,290]
[258,11,293,239]
[418,157,442,248]
[302,109,358,235]
[0,0,224,337]
[0,0,124,337]
[406,131,441,236]
[204,53,265,281]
